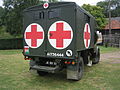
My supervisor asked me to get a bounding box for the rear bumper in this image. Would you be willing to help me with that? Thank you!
[24,54,75,60]
[30,65,61,73]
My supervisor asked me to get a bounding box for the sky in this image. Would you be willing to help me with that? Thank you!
[63,0,105,6]
[0,0,3,6]
[0,0,105,7]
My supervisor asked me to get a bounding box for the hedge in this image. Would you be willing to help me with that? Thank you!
[0,38,23,50]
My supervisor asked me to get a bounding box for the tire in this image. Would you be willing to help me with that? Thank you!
[30,60,36,66]
[37,70,48,76]
[76,57,84,80]
[92,48,100,64]
[67,56,84,81]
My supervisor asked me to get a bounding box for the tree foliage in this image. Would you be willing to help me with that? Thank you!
[82,4,106,30]
[0,6,5,26]
[97,0,120,17]
[3,0,57,36]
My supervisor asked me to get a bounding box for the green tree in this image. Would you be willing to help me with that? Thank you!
[3,0,58,37]
[0,6,5,26]
[82,4,106,30]
[97,0,120,17]
[3,0,42,36]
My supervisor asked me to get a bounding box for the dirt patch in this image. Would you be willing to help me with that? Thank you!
[100,51,120,63]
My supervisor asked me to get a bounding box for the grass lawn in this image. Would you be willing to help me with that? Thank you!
[99,46,120,53]
[0,47,120,90]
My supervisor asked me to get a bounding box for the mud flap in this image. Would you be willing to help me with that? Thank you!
[67,57,84,80]
[67,64,79,80]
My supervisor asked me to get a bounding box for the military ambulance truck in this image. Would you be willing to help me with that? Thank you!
[23,2,100,80]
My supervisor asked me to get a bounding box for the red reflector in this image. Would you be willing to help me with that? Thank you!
[65,61,67,64]
[67,62,71,64]
[24,57,32,60]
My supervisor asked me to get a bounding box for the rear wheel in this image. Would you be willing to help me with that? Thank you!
[67,55,84,81]
[77,57,84,80]
[37,70,48,76]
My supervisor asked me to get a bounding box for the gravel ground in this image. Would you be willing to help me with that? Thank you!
[100,51,120,63]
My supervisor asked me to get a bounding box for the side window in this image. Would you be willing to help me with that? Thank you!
[34,11,44,20]
[84,14,90,23]
[48,8,60,19]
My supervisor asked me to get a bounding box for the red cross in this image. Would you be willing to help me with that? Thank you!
[26,25,43,47]
[50,23,71,48]
[44,4,48,7]
[43,3,48,8]
[84,24,90,47]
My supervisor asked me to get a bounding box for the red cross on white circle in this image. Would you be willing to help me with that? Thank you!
[48,21,73,49]
[84,23,91,48]
[43,3,49,9]
[24,23,44,48]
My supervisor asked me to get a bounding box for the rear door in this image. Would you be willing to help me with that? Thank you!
[46,4,76,58]
[23,8,47,57]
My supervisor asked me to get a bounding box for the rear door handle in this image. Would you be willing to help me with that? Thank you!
[41,12,44,19]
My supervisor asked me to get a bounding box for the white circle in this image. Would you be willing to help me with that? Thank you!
[66,50,73,57]
[48,21,73,49]
[84,23,91,48]
[43,3,49,9]
[24,23,44,48]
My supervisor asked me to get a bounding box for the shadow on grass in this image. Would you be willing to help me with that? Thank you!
[27,64,97,83]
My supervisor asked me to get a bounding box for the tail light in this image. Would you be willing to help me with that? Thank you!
[64,60,76,65]
[24,56,32,60]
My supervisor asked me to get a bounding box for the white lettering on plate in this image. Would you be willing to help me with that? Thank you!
[47,53,64,57]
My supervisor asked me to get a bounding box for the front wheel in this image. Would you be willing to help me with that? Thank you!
[92,47,100,64]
